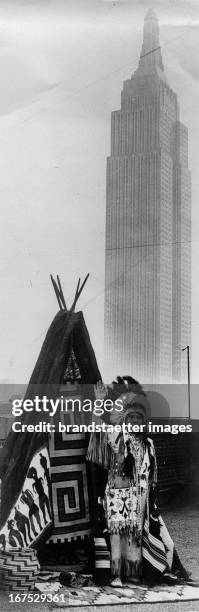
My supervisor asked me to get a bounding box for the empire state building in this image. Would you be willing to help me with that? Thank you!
[104,9,191,383]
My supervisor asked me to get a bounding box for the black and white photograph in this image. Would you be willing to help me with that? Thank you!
[0,1,199,611]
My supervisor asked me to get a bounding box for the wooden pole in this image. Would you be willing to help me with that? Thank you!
[187,345,191,421]
[182,345,191,420]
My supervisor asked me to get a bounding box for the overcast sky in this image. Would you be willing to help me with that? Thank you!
[0,0,199,389]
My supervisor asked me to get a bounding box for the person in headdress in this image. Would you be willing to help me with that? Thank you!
[87,378,188,587]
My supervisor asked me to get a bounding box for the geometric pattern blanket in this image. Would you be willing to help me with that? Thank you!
[35,580,199,607]
[47,409,91,543]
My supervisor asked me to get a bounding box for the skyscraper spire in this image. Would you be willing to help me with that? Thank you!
[138,8,164,71]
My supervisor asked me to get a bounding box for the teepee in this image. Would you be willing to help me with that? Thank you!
[0,275,101,549]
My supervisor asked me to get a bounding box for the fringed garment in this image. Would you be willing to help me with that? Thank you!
[87,430,188,583]
[104,432,156,579]
[88,431,158,580]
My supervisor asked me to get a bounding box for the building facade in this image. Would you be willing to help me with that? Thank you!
[104,9,191,383]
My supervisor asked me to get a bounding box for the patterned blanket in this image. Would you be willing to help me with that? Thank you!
[0,446,52,550]
[36,580,199,607]
[47,408,91,543]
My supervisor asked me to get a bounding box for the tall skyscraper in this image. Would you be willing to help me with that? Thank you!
[104,9,191,383]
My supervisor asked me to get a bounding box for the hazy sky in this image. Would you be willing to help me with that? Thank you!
[1,0,199,386]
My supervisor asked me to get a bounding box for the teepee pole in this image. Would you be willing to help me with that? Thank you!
[50,275,64,310]
[50,273,89,315]
[70,273,89,313]
[56,275,67,310]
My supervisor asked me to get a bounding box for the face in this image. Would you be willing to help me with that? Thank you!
[125,405,145,426]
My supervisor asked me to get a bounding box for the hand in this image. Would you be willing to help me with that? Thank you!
[94,381,108,401]
[98,496,104,506]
